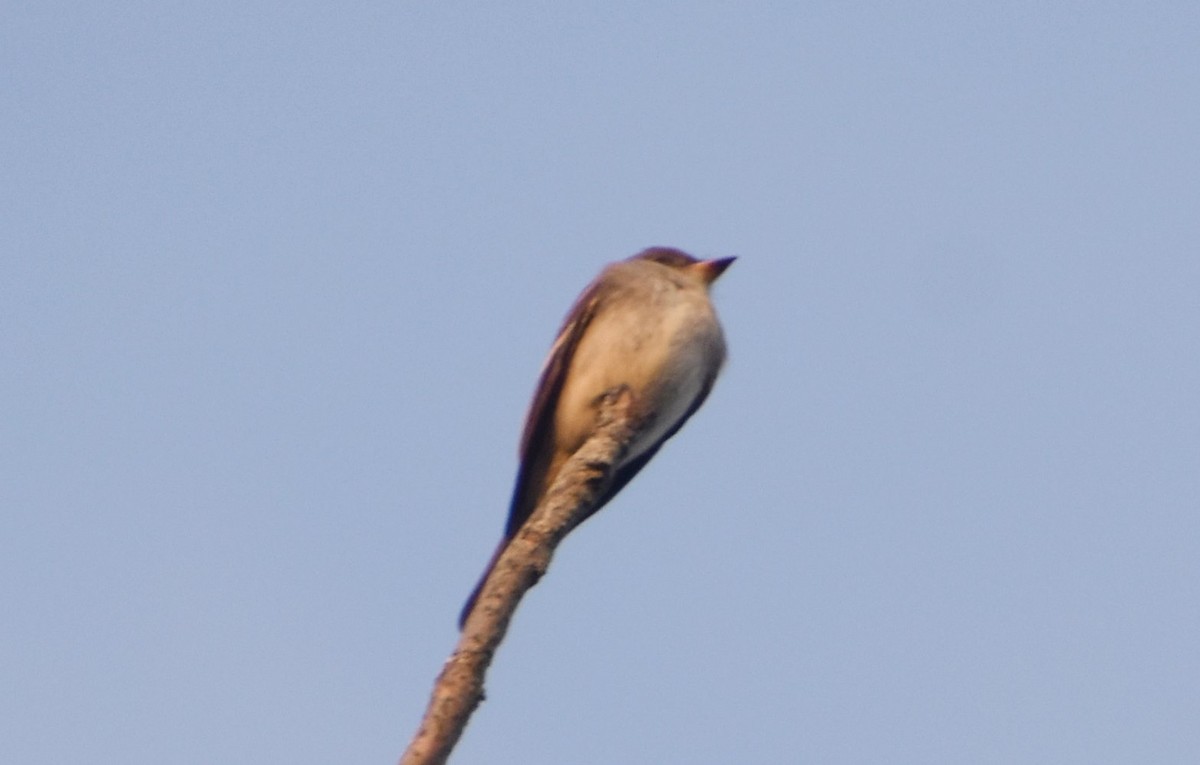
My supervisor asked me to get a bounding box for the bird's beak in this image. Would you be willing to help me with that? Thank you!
[691,256,737,285]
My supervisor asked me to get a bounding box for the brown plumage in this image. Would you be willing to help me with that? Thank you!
[459,247,734,628]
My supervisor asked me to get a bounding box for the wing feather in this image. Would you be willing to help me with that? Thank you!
[505,280,606,536]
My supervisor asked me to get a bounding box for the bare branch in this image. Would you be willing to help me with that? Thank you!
[400,387,638,765]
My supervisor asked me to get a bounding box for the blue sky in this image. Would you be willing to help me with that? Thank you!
[4,3,1198,763]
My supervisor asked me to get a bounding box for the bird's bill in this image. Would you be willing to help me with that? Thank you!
[691,256,737,285]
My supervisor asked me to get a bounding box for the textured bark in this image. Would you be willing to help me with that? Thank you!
[400,388,637,765]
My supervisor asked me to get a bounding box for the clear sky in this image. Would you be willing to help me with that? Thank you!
[4,3,1198,764]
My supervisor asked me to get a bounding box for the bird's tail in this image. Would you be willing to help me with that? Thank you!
[457,537,510,629]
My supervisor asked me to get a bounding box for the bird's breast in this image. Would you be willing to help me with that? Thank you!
[554,288,725,462]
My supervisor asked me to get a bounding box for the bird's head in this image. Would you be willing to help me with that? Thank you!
[629,247,736,286]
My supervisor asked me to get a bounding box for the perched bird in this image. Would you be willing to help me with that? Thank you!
[459,246,735,628]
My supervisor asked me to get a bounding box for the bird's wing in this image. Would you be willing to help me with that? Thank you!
[503,278,607,538]
[460,279,609,628]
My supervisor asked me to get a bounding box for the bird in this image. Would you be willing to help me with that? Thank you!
[458,246,735,628]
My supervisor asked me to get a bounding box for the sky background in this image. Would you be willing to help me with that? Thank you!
[3,3,1198,764]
